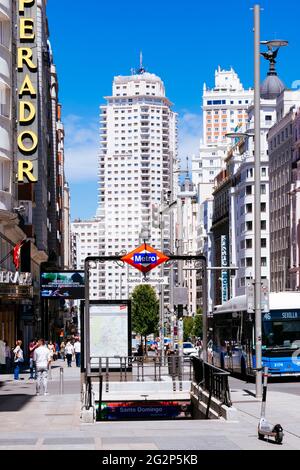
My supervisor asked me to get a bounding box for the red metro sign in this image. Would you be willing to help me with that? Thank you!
[121,244,169,274]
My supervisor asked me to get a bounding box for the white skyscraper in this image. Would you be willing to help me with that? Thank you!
[97,63,177,299]
[192,67,253,203]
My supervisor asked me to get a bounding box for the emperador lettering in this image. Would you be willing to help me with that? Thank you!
[17,0,38,183]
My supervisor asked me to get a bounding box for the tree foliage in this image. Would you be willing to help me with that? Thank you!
[131,284,159,337]
[183,317,194,341]
[193,308,203,338]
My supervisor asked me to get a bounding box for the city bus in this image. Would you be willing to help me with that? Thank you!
[212,292,300,377]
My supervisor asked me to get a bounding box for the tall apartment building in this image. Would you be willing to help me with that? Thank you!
[192,67,253,203]
[268,90,300,292]
[97,66,177,300]
[71,218,105,299]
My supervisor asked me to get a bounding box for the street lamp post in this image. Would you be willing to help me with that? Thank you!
[254,4,263,398]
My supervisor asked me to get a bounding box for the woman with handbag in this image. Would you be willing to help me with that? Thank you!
[13,340,24,380]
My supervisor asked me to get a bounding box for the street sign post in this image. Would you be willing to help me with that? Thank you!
[247,279,269,313]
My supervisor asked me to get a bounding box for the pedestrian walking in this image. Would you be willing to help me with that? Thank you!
[74,338,81,368]
[33,338,51,396]
[4,340,12,373]
[60,341,65,361]
[29,339,38,380]
[13,340,24,380]
[0,339,5,373]
[47,340,55,379]
[65,340,74,367]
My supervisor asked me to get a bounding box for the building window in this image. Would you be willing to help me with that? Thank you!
[246,185,252,195]
[261,202,266,212]
[246,239,252,249]
[246,257,253,267]
[246,221,253,231]
[0,87,10,118]
[261,257,267,267]
[261,238,267,248]
[246,203,252,213]
[261,220,266,230]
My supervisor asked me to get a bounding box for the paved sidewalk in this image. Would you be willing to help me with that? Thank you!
[0,362,300,450]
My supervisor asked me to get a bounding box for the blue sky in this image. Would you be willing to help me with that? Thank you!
[47,0,300,221]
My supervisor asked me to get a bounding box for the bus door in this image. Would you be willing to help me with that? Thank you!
[224,314,243,373]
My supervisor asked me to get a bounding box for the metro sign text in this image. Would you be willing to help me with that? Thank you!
[133,253,157,264]
[121,244,169,274]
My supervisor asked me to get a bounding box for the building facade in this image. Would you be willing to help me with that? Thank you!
[290,109,300,290]
[211,168,231,307]
[176,176,198,316]
[0,0,69,349]
[71,218,105,299]
[192,67,253,203]
[268,90,300,292]
[229,98,276,297]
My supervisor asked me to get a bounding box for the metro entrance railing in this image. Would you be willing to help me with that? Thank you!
[88,355,194,390]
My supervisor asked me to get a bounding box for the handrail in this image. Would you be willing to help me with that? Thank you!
[191,356,232,408]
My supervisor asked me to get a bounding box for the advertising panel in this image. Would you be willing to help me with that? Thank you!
[89,301,131,369]
[221,235,228,303]
[40,271,85,299]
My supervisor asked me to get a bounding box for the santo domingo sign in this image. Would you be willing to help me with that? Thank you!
[121,244,169,274]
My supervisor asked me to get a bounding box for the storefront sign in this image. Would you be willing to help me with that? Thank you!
[0,285,33,299]
[17,0,38,183]
[0,271,32,286]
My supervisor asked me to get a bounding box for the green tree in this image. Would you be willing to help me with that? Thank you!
[131,284,159,352]
[193,308,203,338]
[183,316,194,341]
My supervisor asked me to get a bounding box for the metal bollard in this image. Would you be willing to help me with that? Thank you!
[59,367,64,395]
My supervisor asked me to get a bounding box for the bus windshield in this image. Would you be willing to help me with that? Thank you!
[263,319,300,350]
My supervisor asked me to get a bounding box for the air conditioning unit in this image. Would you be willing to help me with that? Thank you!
[19,201,32,225]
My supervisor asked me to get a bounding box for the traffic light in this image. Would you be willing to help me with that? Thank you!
[177,305,184,319]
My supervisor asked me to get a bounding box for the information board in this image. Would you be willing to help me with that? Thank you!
[89,301,131,368]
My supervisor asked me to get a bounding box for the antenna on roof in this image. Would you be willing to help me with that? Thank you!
[185,156,189,177]
[137,51,146,75]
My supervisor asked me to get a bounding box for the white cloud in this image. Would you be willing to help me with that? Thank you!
[64,115,99,182]
[177,111,202,169]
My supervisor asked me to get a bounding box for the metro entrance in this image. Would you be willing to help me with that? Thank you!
[80,245,207,422]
